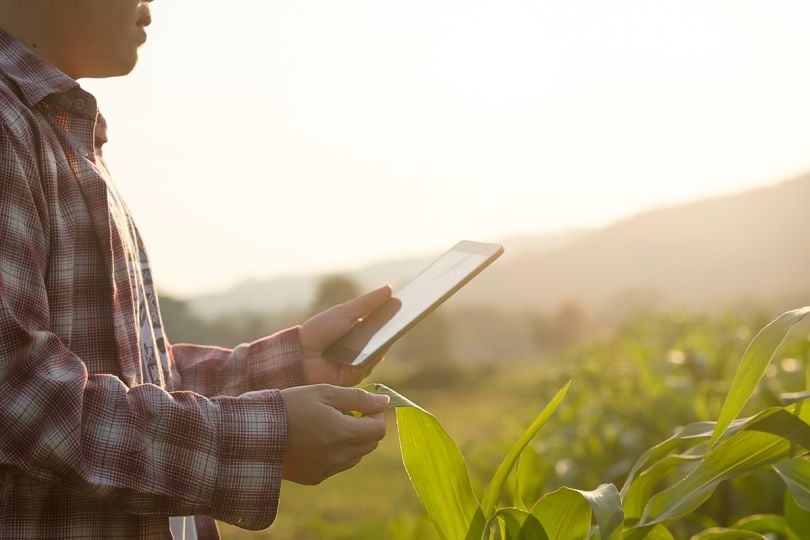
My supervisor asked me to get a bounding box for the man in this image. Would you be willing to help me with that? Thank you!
[0,1,391,538]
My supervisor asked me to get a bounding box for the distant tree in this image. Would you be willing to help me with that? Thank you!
[310,274,362,315]
[550,301,587,349]
[529,310,552,351]
[160,293,295,348]
[452,306,537,361]
[158,293,207,344]
[529,302,588,351]
[204,311,287,348]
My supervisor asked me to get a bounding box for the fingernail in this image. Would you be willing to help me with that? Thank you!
[374,394,390,407]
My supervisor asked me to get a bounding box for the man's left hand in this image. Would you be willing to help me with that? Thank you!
[299,285,393,386]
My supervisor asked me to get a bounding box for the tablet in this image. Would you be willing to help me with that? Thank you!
[323,240,504,367]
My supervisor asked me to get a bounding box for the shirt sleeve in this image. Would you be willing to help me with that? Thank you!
[169,327,306,397]
[0,122,286,530]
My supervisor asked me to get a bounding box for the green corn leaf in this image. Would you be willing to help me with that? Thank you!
[512,454,528,511]
[709,307,810,449]
[645,525,675,540]
[621,414,765,506]
[773,457,810,511]
[364,383,425,410]
[571,484,624,540]
[480,381,571,518]
[620,524,675,540]
[514,441,549,511]
[517,518,550,540]
[531,487,592,540]
[785,489,810,540]
[525,484,622,540]
[621,421,719,501]
[623,399,810,513]
[638,407,810,526]
[364,383,483,540]
[731,514,789,536]
[780,391,810,406]
[688,528,766,539]
[623,452,702,520]
[485,508,549,540]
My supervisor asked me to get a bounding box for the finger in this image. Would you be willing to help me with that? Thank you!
[364,410,385,423]
[300,286,393,351]
[337,365,366,387]
[326,386,390,414]
[360,348,389,378]
[335,285,393,321]
[338,358,386,386]
[340,411,387,444]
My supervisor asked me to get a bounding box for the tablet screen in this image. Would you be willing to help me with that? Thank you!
[325,242,502,366]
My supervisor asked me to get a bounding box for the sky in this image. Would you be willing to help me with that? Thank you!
[82,0,810,298]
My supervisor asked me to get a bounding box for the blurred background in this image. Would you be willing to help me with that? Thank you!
[84,1,810,538]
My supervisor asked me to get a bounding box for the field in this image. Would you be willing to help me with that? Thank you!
[219,309,810,539]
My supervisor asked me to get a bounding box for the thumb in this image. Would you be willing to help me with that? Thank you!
[325,386,390,414]
[335,285,393,321]
[301,285,393,352]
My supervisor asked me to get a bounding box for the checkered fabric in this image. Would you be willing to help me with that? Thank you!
[0,27,304,538]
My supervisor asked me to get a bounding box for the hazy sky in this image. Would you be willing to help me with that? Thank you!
[82,0,810,297]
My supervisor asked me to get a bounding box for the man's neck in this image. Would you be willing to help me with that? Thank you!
[0,8,79,79]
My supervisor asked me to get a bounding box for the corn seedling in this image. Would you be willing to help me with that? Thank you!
[367,307,810,539]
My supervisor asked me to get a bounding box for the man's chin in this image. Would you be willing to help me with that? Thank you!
[77,47,138,79]
[81,54,139,79]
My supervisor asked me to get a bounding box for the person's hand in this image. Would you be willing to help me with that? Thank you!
[281,384,389,485]
[299,285,393,386]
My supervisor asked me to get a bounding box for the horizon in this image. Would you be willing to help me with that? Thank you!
[189,172,805,300]
[81,1,810,297]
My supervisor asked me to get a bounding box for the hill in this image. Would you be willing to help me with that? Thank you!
[459,174,810,318]
[188,175,810,320]
[188,231,587,318]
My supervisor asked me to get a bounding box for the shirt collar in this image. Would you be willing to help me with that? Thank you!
[0,26,81,108]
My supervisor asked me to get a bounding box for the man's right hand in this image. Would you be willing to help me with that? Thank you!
[280,384,389,485]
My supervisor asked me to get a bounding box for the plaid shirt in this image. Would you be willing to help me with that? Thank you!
[0,28,304,538]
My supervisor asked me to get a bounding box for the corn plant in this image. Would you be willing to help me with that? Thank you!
[367,307,810,539]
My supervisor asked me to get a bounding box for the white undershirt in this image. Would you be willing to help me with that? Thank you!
[106,184,197,540]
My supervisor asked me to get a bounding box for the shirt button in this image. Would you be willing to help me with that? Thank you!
[74,98,87,111]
